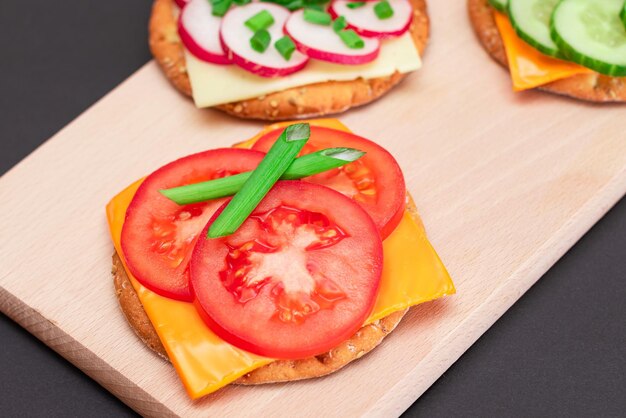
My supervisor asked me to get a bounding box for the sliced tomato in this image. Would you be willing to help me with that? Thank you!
[190,181,382,359]
[252,126,406,239]
[121,149,265,301]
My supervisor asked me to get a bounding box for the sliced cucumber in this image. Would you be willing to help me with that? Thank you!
[551,0,626,76]
[488,0,508,14]
[508,0,562,57]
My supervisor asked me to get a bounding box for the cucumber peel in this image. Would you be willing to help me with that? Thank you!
[621,0,626,29]
[508,0,562,58]
[489,0,508,14]
[551,0,626,76]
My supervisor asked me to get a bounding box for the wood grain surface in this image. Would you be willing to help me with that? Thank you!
[1,1,625,416]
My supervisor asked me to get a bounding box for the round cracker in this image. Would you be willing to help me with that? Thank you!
[112,256,406,385]
[112,196,425,384]
[149,0,430,120]
[467,0,626,102]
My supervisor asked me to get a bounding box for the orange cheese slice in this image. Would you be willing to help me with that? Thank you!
[106,119,455,399]
[493,12,592,91]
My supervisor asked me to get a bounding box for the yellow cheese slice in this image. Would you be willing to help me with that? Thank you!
[106,119,454,399]
[185,33,421,107]
[493,12,592,91]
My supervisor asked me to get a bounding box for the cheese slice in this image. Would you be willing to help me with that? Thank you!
[106,119,455,399]
[493,12,592,91]
[186,33,421,107]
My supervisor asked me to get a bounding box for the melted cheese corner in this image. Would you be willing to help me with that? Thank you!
[106,119,454,399]
[185,34,421,107]
[493,12,592,91]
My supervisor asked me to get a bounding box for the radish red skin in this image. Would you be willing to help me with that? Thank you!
[329,0,413,39]
[285,27,380,64]
[174,0,188,8]
[219,33,309,77]
[285,10,381,65]
[179,18,233,65]
[178,0,232,65]
[220,3,309,77]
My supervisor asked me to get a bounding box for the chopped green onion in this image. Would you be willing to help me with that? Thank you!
[245,10,275,32]
[333,16,348,33]
[282,0,305,11]
[280,148,365,179]
[275,36,296,61]
[260,0,325,9]
[233,0,251,4]
[303,9,332,25]
[374,0,394,19]
[211,0,232,17]
[160,148,365,205]
[250,29,271,53]
[347,1,366,9]
[207,124,311,238]
[305,4,325,11]
[338,29,364,49]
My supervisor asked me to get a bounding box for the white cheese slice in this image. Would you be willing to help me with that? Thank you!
[185,33,421,108]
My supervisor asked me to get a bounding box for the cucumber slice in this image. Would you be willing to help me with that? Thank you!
[488,0,508,14]
[551,0,626,76]
[508,0,561,57]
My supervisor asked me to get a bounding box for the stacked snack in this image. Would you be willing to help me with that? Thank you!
[150,0,429,118]
[107,119,455,399]
[469,0,626,102]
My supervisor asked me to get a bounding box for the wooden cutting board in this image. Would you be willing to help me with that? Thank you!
[1,0,625,416]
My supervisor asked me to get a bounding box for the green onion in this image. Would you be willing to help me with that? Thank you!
[303,9,332,25]
[245,10,275,32]
[305,4,325,11]
[160,148,365,205]
[282,0,305,11]
[347,1,366,8]
[333,16,347,33]
[260,0,325,9]
[211,0,232,17]
[374,0,394,19]
[275,36,296,61]
[338,29,364,49]
[250,29,271,53]
[303,0,330,5]
[207,124,311,238]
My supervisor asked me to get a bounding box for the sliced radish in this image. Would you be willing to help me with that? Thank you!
[285,9,380,65]
[220,3,309,77]
[174,0,188,9]
[178,0,231,65]
[329,0,413,38]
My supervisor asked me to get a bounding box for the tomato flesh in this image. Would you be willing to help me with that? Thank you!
[121,149,265,301]
[191,181,383,359]
[252,126,406,239]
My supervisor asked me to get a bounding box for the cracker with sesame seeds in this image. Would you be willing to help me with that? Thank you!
[148,0,430,120]
[112,198,425,385]
[467,0,626,103]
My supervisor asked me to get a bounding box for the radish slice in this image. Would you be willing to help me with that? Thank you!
[174,0,188,8]
[329,0,413,38]
[285,10,380,65]
[220,3,309,77]
[179,0,231,65]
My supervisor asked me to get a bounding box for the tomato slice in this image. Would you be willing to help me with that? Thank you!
[190,181,383,359]
[121,149,265,301]
[252,126,406,239]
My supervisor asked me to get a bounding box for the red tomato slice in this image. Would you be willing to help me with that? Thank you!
[121,149,265,301]
[190,181,383,359]
[252,126,406,239]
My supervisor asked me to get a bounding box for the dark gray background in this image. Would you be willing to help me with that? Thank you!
[0,1,624,416]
